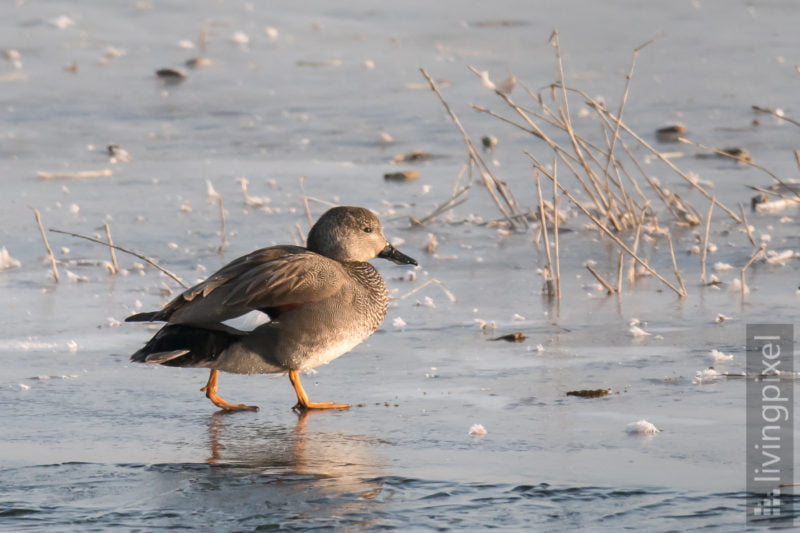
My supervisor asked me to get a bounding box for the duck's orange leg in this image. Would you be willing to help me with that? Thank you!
[200,369,259,412]
[288,369,350,411]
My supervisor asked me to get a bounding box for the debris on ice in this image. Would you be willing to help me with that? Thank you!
[626,419,660,436]
[710,349,733,363]
[468,424,487,436]
[765,249,795,266]
[65,270,89,282]
[0,247,21,270]
[693,367,721,384]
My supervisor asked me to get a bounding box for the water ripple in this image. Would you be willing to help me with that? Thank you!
[3,463,799,530]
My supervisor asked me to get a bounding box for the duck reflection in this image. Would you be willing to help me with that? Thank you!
[203,409,388,511]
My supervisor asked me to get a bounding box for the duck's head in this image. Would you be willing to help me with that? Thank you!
[307,206,418,266]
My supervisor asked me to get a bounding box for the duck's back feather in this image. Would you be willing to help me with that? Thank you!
[125,245,345,326]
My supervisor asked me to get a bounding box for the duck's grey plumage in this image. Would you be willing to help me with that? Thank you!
[127,206,418,411]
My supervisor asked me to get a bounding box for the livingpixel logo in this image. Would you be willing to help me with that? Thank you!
[746,324,794,525]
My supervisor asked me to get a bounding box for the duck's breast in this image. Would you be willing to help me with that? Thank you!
[254,262,390,371]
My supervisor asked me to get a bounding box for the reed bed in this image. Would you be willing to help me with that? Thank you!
[422,32,799,300]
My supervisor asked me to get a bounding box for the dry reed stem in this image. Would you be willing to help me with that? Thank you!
[198,30,208,52]
[602,40,653,177]
[612,151,651,213]
[740,244,766,297]
[469,73,613,227]
[521,88,667,222]
[529,155,685,297]
[420,68,523,228]
[678,137,800,202]
[751,105,800,128]
[628,222,643,286]
[571,90,741,223]
[472,98,618,226]
[31,207,59,282]
[573,132,635,216]
[523,101,615,221]
[476,80,698,231]
[535,170,556,299]
[745,184,800,212]
[49,229,188,288]
[616,251,624,294]
[700,200,715,284]
[411,184,471,226]
[586,264,615,294]
[37,169,112,180]
[548,31,620,231]
[302,196,339,208]
[104,223,119,274]
[470,103,540,138]
[561,109,623,231]
[528,114,608,220]
[549,31,571,123]
[216,196,227,255]
[452,162,469,191]
[399,278,457,302]
[745,184,782,200]
[591,109,704,225]
[738,203,758,248]
[551,158,561,298]
[666,232,687,297]
[299,175,314,227]
[294,223,306,247]
[598,79,652,224]
[614,143,700,225]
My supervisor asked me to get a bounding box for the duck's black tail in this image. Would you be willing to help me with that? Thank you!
[130,325,242,367]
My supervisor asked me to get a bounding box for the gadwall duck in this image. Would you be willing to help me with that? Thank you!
[127,206,417,411]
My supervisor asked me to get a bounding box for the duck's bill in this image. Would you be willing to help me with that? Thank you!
[379,243,418,266]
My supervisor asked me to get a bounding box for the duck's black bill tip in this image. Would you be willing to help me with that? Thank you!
[379,243,418,266]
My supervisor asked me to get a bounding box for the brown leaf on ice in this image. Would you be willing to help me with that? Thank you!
[490,332,527,342]
[566,389,611,398]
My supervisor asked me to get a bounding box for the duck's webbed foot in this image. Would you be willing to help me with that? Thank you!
[201,369,259,412]
[288,370,350,411]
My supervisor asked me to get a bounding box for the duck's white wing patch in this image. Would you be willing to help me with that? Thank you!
[222,310,271,332]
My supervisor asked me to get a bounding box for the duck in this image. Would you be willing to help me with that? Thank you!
[127,206,417,412]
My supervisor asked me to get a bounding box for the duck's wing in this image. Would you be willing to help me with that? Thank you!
[126,245,345,325]
[217,248,346,310]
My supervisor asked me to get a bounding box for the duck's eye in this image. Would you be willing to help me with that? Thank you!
[363,227,373,233]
